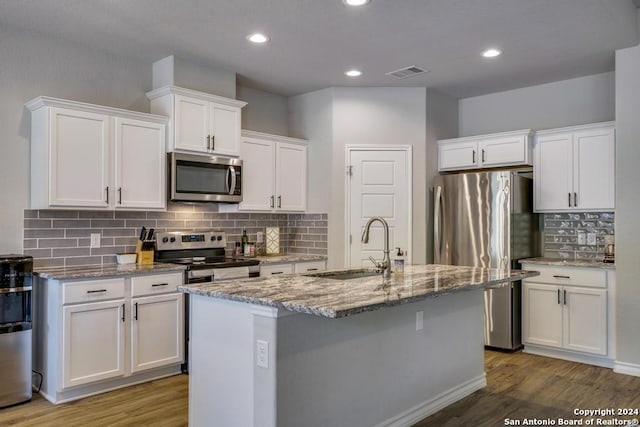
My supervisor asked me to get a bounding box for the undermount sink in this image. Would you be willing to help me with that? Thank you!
[303,269,381,280]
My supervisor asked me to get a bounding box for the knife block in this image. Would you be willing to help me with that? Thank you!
[135,240,155,265]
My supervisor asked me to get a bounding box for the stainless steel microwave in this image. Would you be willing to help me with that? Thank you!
[169,152,242,203]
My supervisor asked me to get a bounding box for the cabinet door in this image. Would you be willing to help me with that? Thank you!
[438,141,478,171]
[210,103,241,156]
[276,142,307,211]
[49,107,110,208]
[114,117,166,209]
[480,134,529,167]
[523,282,563,348]
[534,132,573,211]
[294,260,327,274]
[62,300,125,389]
[573,126,615,210]
[563,287,607,355]
[131,293,184,373]
[174,95,210,153]
[239,138,276,211]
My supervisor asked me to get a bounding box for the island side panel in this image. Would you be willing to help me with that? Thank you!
[275,289,486,427]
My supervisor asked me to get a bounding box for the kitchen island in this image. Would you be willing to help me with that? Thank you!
[179,264,537,427]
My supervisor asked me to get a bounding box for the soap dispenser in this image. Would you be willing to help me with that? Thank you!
[393,247,405,274]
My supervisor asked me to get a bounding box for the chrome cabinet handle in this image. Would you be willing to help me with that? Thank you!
[568,193,571,207]
[306,268,319,272]
[211,135,215,151]
[118,187,122,204]
[87,289,107,294]
[553,275,571,279]
[472,150,476,163]
[270,195,275,208]
[481,149,485,163]
[134,302,138,320]
[563,289,567,305]
[206,135,211,150]
[121,303,125,322]
[151,283,169,287]
[557,289,561,305]
[277,195,282,208]
[105,187,109,204]
[574,192,577,207]
[271,271,284,275]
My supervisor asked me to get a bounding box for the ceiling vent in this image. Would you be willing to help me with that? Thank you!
[386,65,428,79]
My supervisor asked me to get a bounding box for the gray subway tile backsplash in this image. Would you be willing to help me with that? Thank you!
[542,212,614,260]
[24,208,328,268]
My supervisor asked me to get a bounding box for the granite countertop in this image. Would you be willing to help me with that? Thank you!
[35,262,186,280]
[236,254,327,264]
[179,264,538,318]
[519,257,615,269]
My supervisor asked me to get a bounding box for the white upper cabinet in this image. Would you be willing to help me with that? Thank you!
[438,129,532,172]
[534,122,615,212]
[147,86,246,157]
[26,97,168,210]
[238,130,307,212]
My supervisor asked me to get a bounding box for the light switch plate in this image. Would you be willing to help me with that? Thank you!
[90,233,101,248]
[587,233,597,246]
[577,232,586,245]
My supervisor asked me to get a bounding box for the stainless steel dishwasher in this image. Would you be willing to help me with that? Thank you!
[0,255,33,408]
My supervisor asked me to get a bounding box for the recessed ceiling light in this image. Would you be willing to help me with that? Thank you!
[345,69,362,77]
[247,33,270,44]
[343,0,371,6]
[482,48,502,58]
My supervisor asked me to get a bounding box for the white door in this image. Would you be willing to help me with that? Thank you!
[174,95,210,153]
[347,147,411,267]
[210,103,241,156]
[131,293,184,373]
[114,117,166,210]
[563,287,607,355]
[62,300,125,389]
[49,107,110,208]
[239,138,276,211]
[276,142,307,211]
[438,140,478,171]
[534,132,573,211]
[522,283,563,348]
[573,126,615,210]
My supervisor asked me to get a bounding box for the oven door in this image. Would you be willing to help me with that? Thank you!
[170,152,242,203]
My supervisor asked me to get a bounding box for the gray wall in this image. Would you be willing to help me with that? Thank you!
[289,87,427,268]
[615,42,640,368]
[237,85,289,135]
[458,72,615,136]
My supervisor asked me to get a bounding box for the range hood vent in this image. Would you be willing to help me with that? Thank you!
[386,65,428,79]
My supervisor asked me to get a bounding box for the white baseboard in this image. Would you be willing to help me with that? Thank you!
[613,361,640,377]
[523,345,613,368]
[375,374,487,427]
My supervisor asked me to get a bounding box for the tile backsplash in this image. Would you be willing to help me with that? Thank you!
[24,205,327,268]
[542,212,614,260]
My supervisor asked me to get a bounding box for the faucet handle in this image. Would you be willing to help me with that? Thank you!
[368,256,384,272]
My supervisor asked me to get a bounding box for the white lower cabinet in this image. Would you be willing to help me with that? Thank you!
[35,271,184,403]
[521,263,613,366]
[260,259,327,277]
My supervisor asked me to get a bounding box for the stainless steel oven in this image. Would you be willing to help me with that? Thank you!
[169,152,242,203]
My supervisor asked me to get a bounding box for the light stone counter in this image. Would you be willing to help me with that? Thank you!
[519,257,615,269]
[34,262,186,280]
[179,263,537,318]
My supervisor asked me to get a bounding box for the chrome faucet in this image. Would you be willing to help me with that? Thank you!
[361,217,391,279]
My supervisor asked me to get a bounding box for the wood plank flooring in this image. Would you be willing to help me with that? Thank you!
[1,351,640,426]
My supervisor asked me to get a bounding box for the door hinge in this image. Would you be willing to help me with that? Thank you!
[346,165,353,176]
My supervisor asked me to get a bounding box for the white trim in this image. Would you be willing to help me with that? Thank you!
[145,85,247,109]
[345,145,413,267]
[241,129,308,146]
[613,361,640,377]
[438,128,532,145]
[375,374,487,427]
[523,345,614,368]
[534,121,615,136]
[24,96,168,124]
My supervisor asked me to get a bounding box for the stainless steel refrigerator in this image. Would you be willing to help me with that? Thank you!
[433,170,538,350]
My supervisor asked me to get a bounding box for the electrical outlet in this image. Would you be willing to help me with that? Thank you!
[90,233,101,248]
[256,231,264,243]
[416,311,424,331]
[577,232,586,245]
[587,233,597,246]
[256,340,269,368]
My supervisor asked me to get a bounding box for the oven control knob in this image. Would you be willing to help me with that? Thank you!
[162,237,169,243]
[216,236,223,241]
[170,237,176,243]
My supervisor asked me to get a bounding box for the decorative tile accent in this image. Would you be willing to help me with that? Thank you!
[24,208,328,268]
[542,212,614,260]
[265,227,280,255]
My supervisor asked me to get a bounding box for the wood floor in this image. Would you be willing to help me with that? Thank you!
[1,351,640,426]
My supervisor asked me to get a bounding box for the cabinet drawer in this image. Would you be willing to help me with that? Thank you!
[260,263,293,277]
[521,264,607,288]
[62,278,125,304]
[131,273,183,297]
[294,260,327,274]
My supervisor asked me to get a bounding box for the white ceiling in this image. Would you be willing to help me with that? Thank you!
[0,0,638,98]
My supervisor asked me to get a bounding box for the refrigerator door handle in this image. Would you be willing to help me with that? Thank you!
[433,185,443,263]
